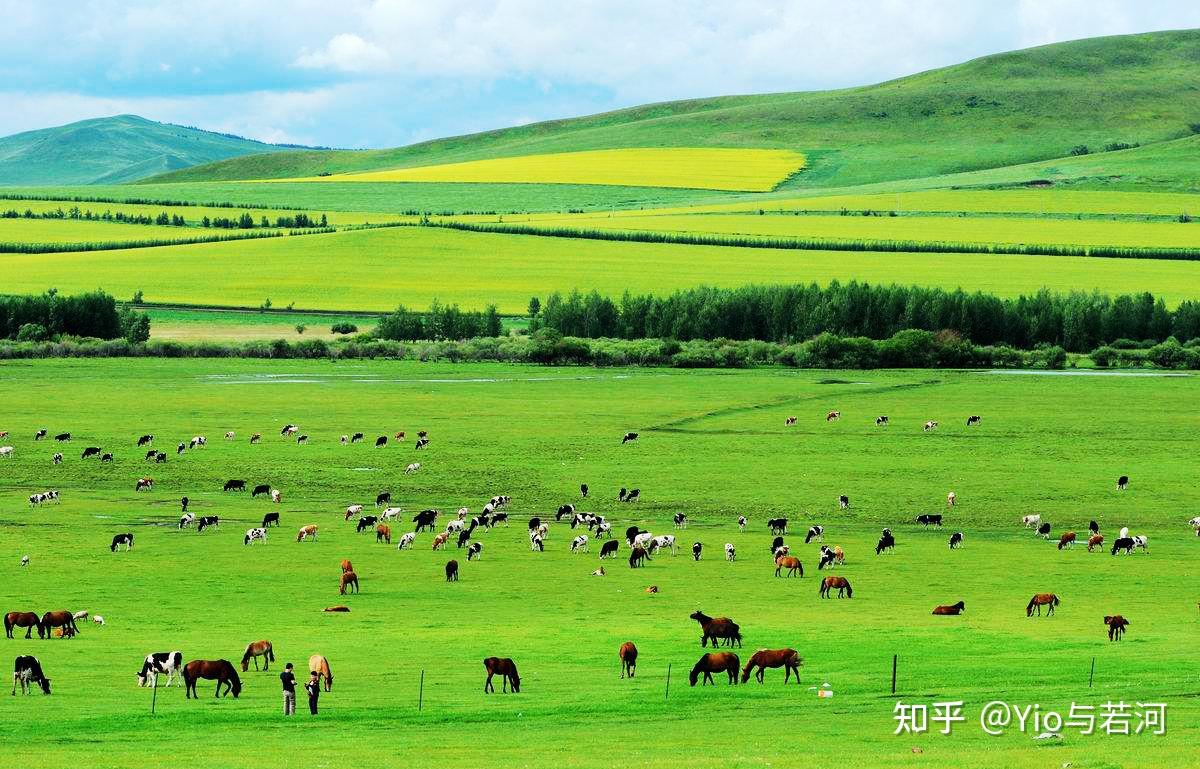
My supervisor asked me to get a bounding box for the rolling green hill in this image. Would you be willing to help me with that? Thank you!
[146,29,1200,190]
[0,114,310,186]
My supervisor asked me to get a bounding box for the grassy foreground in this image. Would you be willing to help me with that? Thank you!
[0,359,1197,769]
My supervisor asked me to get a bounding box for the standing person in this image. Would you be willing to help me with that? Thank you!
[280,663,296,716]
[305,669,320,715]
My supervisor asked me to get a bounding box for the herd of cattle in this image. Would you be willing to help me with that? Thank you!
[6,411,1200,702]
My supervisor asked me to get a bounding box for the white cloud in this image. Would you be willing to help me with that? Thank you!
[294,33,390,73]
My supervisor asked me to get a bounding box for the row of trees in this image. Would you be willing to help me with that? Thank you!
[377,300,503,341]
[201,212,327,229]
[0,206,329,230]
[528,282,1198,353]
[0,290,149,343]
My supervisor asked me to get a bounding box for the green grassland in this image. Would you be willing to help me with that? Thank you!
[143,308,377,342]
[8,225,1200,313]
[0,359,1197,769]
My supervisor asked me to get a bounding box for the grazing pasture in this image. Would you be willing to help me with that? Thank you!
[0,359,1197,768]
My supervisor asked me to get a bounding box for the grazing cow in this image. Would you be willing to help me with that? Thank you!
[375,436,387,448]
[81,446,101,459]
[618,642,638,678]
[875,529,896,555]
[431,532,448,550]
[404,462,420,475]
[339,571,359,595]
[483,657,520,693]
[1104,615,1130,641]
[52,452,62,465]
[296,435,308,445]
[1089,520,1100,534]
[250,433,262,444]
[223,479,246,492]
[804,525,824,544]
[622,432,639,444]
[875,415,889,426]
[417,431,428,440]
[281,424,299,437]
[838,495,850,510]
[154,452,167,463]
[923,421,938,432]
[1132,535,1149,552]
[648,535,676,556]
[818,576,853,598]
[825,411,840,422]
[414,437,429,450]
[737,515,747,532]
[309,655,333,692]
[55,433,71,442]
[137,652,184,687]
[467,542,483,561]
[349,432,364,443]
[262,512,280,528]
[380,507,402,522]
[34,429,46,441]
[1087,534,1104,552]
[966,415,981,426]
[270,489,282,504]
[1022,514,1041,528]
[144,450,157,461]
[395,431,407,440]
[741,649,802,685]
[340,435,348,445]
[224,431,235,440]
[1189,516,1200,530]
[100,452,113,463]
[183,660,241,699]
[413,509,439,532]
[137,435,153,447]
[4,613,42,639]
[342,505,364,521]
[251,484,271,497]
[632,531,654,550]
[949,532,964,549]
[618,488,627,502]
[374,492,391,508]
[690,611,741,648]
[389,531,413,550]
[785,416,797,426]
[599,540,619,559]
[945,491,957,508]
[1117,475,1129,490]
[774,555,803,578]
[375,524,392,544]
[176,442,186,455]
[446,518,466,534]
[12,656,51,695]
[1037,522,1052,540]
[1026,594,1060,617]
[690,652,740,686]
[110,533,134,552]
[770,536,785,555]
[243,528,268,545]
[724,543,735,562]
[529,533,544,552]
[628,545,650,569]
[818,546,835,569]
[1057,532,1077,550]
[917,514,943,527]
[932,601,966,616]
[673,513,688,529]
[570,534,590,553]
[445,560,459,581]
[556,504,575,521]
[197,516,219,533]
[580,483,589,498]
[356,516,378,533]
[190,436,206,449]
[179,513,195,529]
[625,489,641,503]
[457,530,471,549]
[492,512,509,527]
[297,525,319,542]
[767,518,788,535]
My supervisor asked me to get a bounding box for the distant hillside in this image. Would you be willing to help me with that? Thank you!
[0,115,312,186]
[148,29,1200,190]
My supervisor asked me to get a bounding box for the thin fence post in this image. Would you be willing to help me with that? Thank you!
[1088,657,1095,688]
[891,654,897,695]
[665,664,672,701]
[151,674,158,715]
[418,669,425,711]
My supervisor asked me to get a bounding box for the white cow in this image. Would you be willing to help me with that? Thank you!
[445,518,466,533]
[649,535,676,555]
[1022,514,1041,528]
[345,504,364,519]
[179,513,195,529]
[924,421,939,432]
[1189,516,1200,530]
[93,615,105,626]
[1119,526,1130,540]
[243,527,268,545]
[405,462,421,475]
[380,507,403,522]
[946,491,957,507]
[457,507,470,519]
[633,531,654,549]
[0,446,14,458]
[725,543,736,562]
[570,535,589,553]
[596,521,612,538]
[396,532,416,550]
[1132,535,1149,551]
[270,489,282,504]
[190,436,207,449]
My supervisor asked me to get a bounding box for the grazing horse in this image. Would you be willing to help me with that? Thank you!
[689,652,740,686]
[110,533,134,552]
[1026,593,1060,617]
[818,576,853,598]
[619,642,638,678]
[1104,615,1130,641]
[241,640,275,672]
[774,555,803,578]
[12,656,50,695]
[932,601,966,615]
[339,571,359,595]
[1087,534,1104,552]
[1058,532,1077,550]
[628,545,650,569]
[445,560,459,581]
[39,611,77,639]
[690,611,742,648]
[740,648,801,684]
[183,659,241,699]
[483,657,520,693]
[309,655,333,691]
[4,612,42,639]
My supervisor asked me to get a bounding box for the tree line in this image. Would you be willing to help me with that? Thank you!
[529,282,1200,353]
[0,290,149,343]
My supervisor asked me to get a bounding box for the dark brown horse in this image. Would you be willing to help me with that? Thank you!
[689,652,740,686]
[445,560,459,581]
[932,601,966,615]
[740,648,802,684]
[818,576,852,598]
[1026,593,1060,617]
[339,570,359,595]
[690,611,742,648]
[483,657,520,693]
[4,612,42,639]
[241,640,275,671]
[1104,615,1130,641]
[183,659,241,699]
[619,641,637,678]
[39,611,77,639]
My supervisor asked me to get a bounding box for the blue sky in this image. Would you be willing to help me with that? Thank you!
[2,0,1198,148]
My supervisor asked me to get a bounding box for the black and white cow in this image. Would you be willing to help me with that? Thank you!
[1037,522,1052,540]
[100,452,113,463]
[767,518,788,535]
[949,532,964,549]
[137,651,184,687]
[621,432,639,444]
[197,516,219,533]
[805,525,824,544]
[179,513,195,529]
[624,489,640,503]
[137,434,154,447]
[351,432,364,443]
[875,415,889,426]
[838,495,850,510]
[571,535,589,553]
[243,527,268,545]
[12,656,50,695]
[81,446,101,459]
[692,542,703,561]
[673,513,688,529]
[110,533,134,552]
[875,528,896,555]
[580,483,589,498]
[1111,536,1135,555]
[414,437,429,450]
[737,515,747,532]
[375,436,387,448]
[52,453,63,465]
[556,504,575,521]
[466,542,483,561]
[724,543,735,562]
[917,514,943,527]
[818,545,836,569]
[966,415,982,426]
[413,509,439,532]
[356,516,379,533]
[176,442,186,455]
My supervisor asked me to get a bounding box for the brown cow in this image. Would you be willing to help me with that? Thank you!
[296,525,318,542]
[375,523,391,544]
[1058,531,1077,550]
[1087,534,1104,552]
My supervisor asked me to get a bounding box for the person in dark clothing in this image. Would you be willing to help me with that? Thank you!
[280,663,296,716]
[305,670,320,714]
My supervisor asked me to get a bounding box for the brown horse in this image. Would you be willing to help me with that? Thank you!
[308,654,333,691]
[39,611,77,639]
[445,560,459,581]
[183,659,241,699]
[340,559,354,573]
[375,523,391,544]
[339,570,359,595]
[740,648,802,684]
[818,576,852,598]
[774,555,803,577]
[1104,615,1130,641]
[1026,593,1060,617]
[323,606,350,613]
[483,657,520,693]
[932,601,966,615]
[1087,534,1104,552]
[241,640,275,671]
[4,612,42,639]
[690,611,742,648]
[1057,531,1077,550]
[689,652,740,686]
[619,642,638,678]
